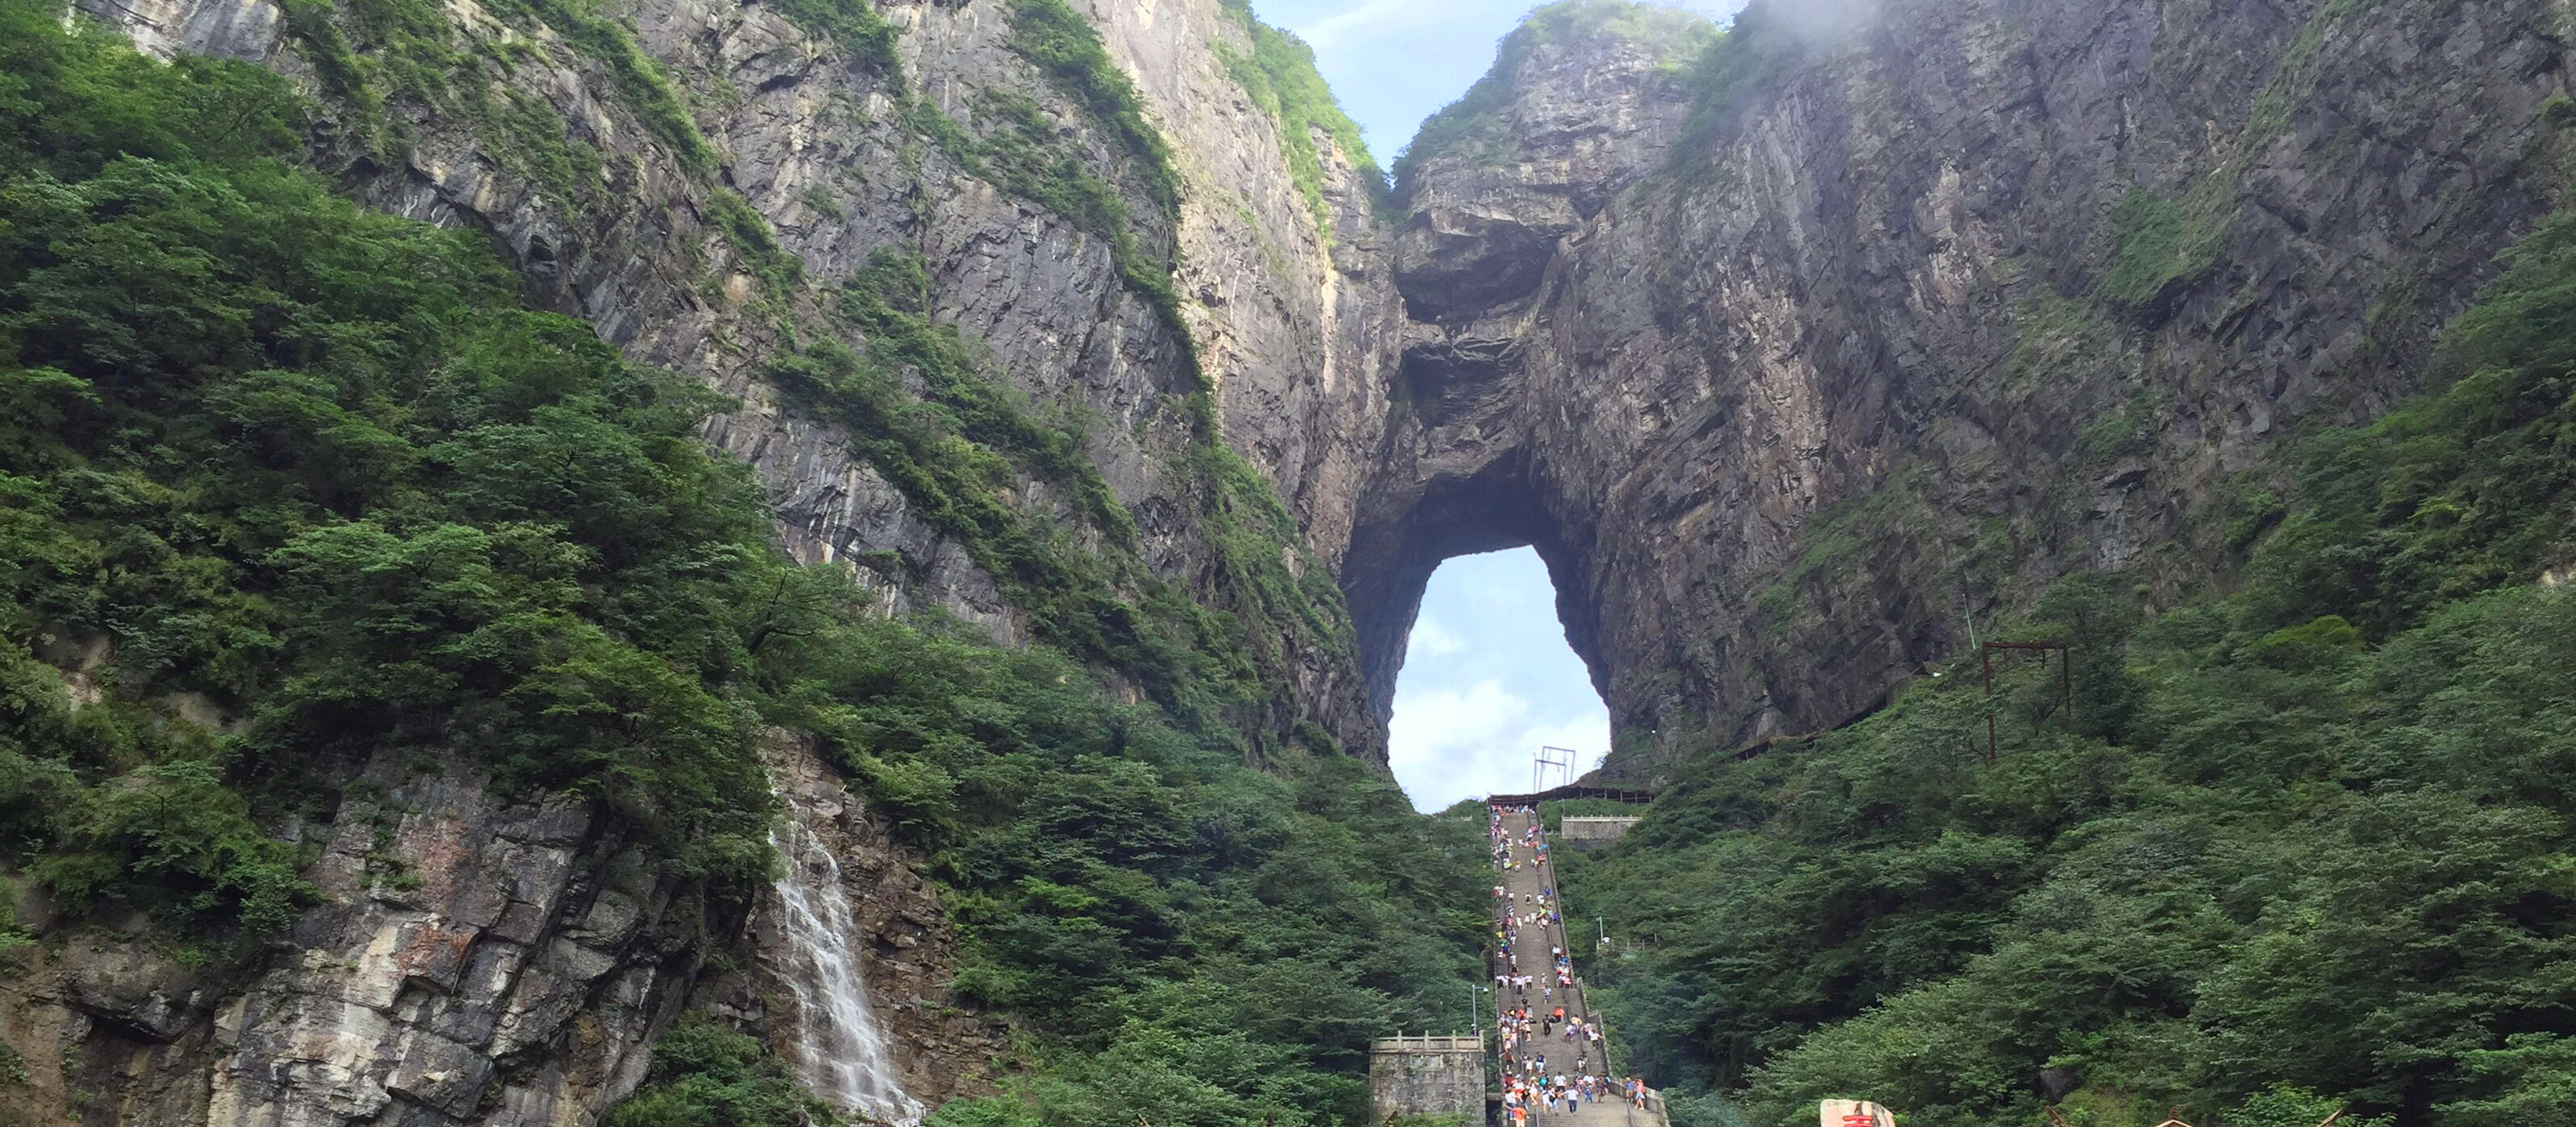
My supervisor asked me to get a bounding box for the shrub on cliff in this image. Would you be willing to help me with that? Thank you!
[613,1015,831,1127]
[0,0,778,932]
[1561,201,2576,1127]
[7,12,1491,1127]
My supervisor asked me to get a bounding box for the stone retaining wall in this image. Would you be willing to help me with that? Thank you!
[1559,817,1641,849]
[1370,1034,1484,1122]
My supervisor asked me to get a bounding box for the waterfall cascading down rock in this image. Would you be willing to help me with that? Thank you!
[770,799,926,1126]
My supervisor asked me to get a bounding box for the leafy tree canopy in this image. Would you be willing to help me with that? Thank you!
[1563,203,2576,1127]
[2,10,1484,1126]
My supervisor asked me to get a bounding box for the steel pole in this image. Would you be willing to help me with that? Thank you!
[1983,643,1998,760]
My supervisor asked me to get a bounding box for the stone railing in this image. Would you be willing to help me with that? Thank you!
[1372,1034,1485,1054]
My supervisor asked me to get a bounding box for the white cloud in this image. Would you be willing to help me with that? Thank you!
[1409,613,1468,657]
[1388,679,1530,774]
[1387,678,1611,812]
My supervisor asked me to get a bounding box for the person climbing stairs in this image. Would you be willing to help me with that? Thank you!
[1488,806,1666,1127]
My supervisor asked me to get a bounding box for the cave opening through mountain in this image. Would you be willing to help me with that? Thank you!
[1380,547,1612,812]
[1342,453,1612,812]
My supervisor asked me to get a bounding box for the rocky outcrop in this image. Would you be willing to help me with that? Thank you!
[1352,0,2574,771]
[1348,10,1707,713]
[724,737,1002,1112]
[0,741,986,1127]
[39,0,2576,1119]
[84,0,1396,744]
[6,758,686,1126]
[45,0,1393,1119]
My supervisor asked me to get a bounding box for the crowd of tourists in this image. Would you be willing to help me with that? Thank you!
[1488,805,1650,1124]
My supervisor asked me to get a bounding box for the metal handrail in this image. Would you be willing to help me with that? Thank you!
[1483,784,1657,807]
[1540,815,1666,1127]
[1496,808,1670,1127]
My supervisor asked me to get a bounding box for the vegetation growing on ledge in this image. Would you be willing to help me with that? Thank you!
[709,188,807,298]
[762,0,901,76]
[844,249,1137,542]
[1214,0,1388,233]
[763,329,1257,731]
[1558,200,2576,1127]
[275,0,621,198]
[612,1015,832,1127]
[0,4,777,936]
[2094,189,2210,307]
[2086,0,2386,310]
[755,2,1357,759]
[899,89,1192,345]
[1001,0,1182,221]
[766,238,1355,757]
[1397,0,1716,198]
[1519,0,1719,54]
[266,0,1336,726]
[6,14,1483,1127]
[756,608,1483,1125]
[1390,58,1515,197]
[485,0,720,171]
[1665,6,1796,183]
[2253,204,2576,637]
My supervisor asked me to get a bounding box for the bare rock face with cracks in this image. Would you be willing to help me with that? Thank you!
[1355,0,2568,778]
[11,0,2572,1120]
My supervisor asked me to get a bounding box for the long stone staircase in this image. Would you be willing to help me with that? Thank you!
[1491,808,1669,1127]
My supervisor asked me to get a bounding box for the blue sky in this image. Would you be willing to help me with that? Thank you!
[1382,549,1610,812]
[1237,0,1741,811]
[1241,0,1747,163]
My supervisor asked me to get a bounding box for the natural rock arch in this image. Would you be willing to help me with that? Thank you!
[1340,447,1610,724]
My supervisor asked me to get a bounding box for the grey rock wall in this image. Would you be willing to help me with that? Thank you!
[4,740,986,1127]
[33,0,2576,1118]
[41,0,1391,1120]
[13,758,682,1126]
[81,0,1394,742]
[1352,0,2575,773]
[728,737,1005,1110]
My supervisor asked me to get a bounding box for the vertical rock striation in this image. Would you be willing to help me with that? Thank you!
[23,0,2576,1119]
[38,0,1390,1119]
[1353,0,2573,774]
[26,757,688,1125]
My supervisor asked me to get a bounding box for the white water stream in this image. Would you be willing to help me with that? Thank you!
[770,806,926,1126]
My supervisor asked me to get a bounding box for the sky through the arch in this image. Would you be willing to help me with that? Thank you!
[1384,549,1610,812]
[1237,0,1743,811]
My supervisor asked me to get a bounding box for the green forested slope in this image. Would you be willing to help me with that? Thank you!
[0,0,780,933]
[1563,213,2576,1127]
[0,9,1480,1125]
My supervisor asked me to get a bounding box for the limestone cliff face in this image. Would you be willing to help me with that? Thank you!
[90,0,1396,739]
[34,0,1393,1121]
[5,736,991,1127]
[1356,0,2574,772]
[29,0,2576,1120]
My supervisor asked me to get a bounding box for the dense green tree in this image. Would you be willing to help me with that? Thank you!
[1,9,1484,1125]
[1563,198,2576,1127]
[612,1015,832,1127]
